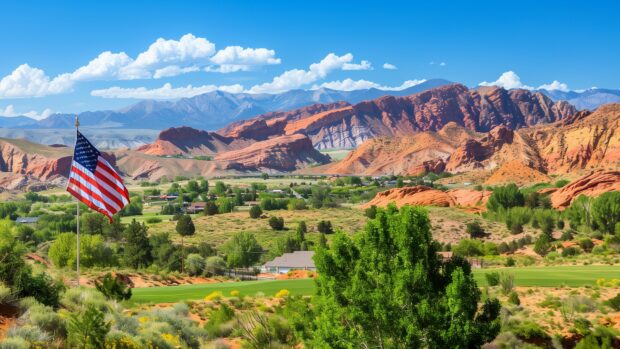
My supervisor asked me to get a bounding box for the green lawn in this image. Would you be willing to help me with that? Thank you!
[131,278,315,304]
[131,265,620,304]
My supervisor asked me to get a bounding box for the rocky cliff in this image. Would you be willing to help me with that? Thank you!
[220,84,577,149]
[136,126,250,156]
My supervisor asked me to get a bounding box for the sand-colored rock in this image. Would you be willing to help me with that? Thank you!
[136,126,250,156]
[363,185,490,211]
[549,170,620,209]
[484,160,550,186]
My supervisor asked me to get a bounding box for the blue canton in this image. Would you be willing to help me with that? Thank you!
[73,131,101,173]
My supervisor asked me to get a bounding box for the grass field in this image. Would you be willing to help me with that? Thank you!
[131,265,620,304]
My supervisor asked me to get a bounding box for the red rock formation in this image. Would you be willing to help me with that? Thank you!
[446,126,514,172]
[219,84,576,149]
[136,126,250,156]
[214,134,330,172]
[549,171,620,209]
[0,139,72,180]
[363,185,490,211]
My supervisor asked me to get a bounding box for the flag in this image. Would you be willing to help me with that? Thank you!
[67,131,130,221]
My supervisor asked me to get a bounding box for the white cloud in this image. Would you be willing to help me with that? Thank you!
[537,80,570,92]
[90,82,244,99]
[248,53,370,94]
[0,104,53,120]
[383,63,397,70]
[0,34,281,98]
[439,62,446,66]
[479,71,533,90]
[153,65,200,79]
[118,34,215,79]
[209,46,280,73]
[480,71,571,92]
[313,78,426,91]
[0,64,74,98]
[343,60,372,71]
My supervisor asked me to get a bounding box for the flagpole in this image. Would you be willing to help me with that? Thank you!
[75,115,80,287]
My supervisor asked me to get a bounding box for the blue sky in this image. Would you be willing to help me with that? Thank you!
[0,0,618,118]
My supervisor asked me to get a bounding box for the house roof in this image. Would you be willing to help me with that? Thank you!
[264,251,315,268]
[16,217,39,224]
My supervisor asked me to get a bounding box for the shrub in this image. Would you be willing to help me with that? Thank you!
[505,257,516,267]
[230,290,240,297]
[287,199,307,210]
[533,234,551,256]
[499,273,514,295]
[275,289,290,298]
[560,230,574,241]
[316,220,333,234]
[498,242,510,254]
[485,272,500,286]
[249,205,262,219]
[67,306,110,348]
[145,217,162,224]
[561,246,580,257]
[268,216,285,231]
[205,256,227,276]
[364,205,377,219]
[204,201,219,216]
[555,179,570,188]
[604,293,620,311]
[466,221,485,238]
[578,238,594,252]
[185,254,205,276]
[487,183,524,212]
[508,291,520,305]
[205,291,223,302]
[205,303,236,338]
[452,239,484,257]
[94,273,132,302]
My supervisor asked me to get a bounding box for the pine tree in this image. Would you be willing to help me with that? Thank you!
[122,220,152,269]
[176,214,196,273]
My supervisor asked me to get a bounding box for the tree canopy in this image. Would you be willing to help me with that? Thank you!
[312,205,501,348]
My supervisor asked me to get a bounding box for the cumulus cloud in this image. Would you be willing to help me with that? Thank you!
[480,71,571,92]
[248,53,371,94]
[0,33,280,98]
[343,60,372,71]
[0,104,53,120]
[0,64,74,98]
[383,63,397,70]
[90,82,244,99]
[207,46,281,73]
[479,71,534,90]
[537,80,570,92]
[313,78,426,91]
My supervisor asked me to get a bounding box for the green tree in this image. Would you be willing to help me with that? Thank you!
[94,273,132,301]
[80,212,106,235]
[312,205,500,348]
[150,232,181,272]
[364,205,378,219]
[214,181,227,196]
[204,201,219,216]
[249,205,262,219]
[176,214,196,273]
[296,221,307,242]
[185,253,205,276]
[269,216,285,230]
[487,183,524,212]
[317,220,333,234]
[591,191,620,234]
[122,220,152,269]
[222,232,262,268]
[205,256,227,276]
[67,305,110,348]
[533,234,551,256]
[466,221,485,238]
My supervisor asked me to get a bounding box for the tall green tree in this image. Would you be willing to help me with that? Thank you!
[296,221,307,242]
[486,183,524,212]
[176,214,196,273]
[122,220,152,269]
[222,232,262,268]
[312,205,500,348]
[591,191,620,234]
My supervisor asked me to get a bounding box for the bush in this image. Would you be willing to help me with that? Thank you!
[316,220,333,234]
[560,230,574,241]
[145,217,162,224]
[533,234,550,256]
[94,273,132,301]
[499,273,514,295]
[364,205,377,219]
[604,293,620,311]
[578,238,594,252]
[466,221,485,238]
[205,291,223,302]
[505,257,516,267]
[287,199,307,210]
[67,305,110,348]
[487,183,524,212]
[205,256,227,276]
[452,239,484,257]
[508,291,520,305]
[268,216,285,231]
[485,272,500,286]
[275,289,290,298]
[185,254,205,276]
[561,246,580,257]
[249,205,262,219]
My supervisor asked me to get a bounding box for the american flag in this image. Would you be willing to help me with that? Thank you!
[67,131,130,221]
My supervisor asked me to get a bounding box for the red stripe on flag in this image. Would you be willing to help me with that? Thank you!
[93,169,129,204]
[68,177,118,217]
[97,160,130,199]
[67,186,113,222]
[71,166,124,209]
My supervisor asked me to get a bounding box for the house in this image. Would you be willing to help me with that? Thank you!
[186,202,206,214]
[16,217,39,225]
[262,251,316,274]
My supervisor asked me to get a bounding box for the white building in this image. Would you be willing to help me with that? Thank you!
[262,251,316,274]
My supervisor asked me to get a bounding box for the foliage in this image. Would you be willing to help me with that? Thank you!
[452,239,484,257]
[507,291,520,305]
[533,234,551,256]
[150,233,181,272]
[249,205,262,219]
[604,293,620,311]
[316,220,333,234]
[311,205,500,348]
[487,184,524,212]
[48,233,115,268]
[268,216,285,231]
[591,191,620,234]
[275,289,290,298]
[485,272,500,286]
[122,220,153,269]
[499,273,514,295]
[67,305,111,348]
[204,201,219,216]
[466,221,485,238]
[364,205,377,219]
[295,221,307,243]
[94,273,132,301]
[185,254,205,276]
[205,256,227,276]
[222,232,262,268]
